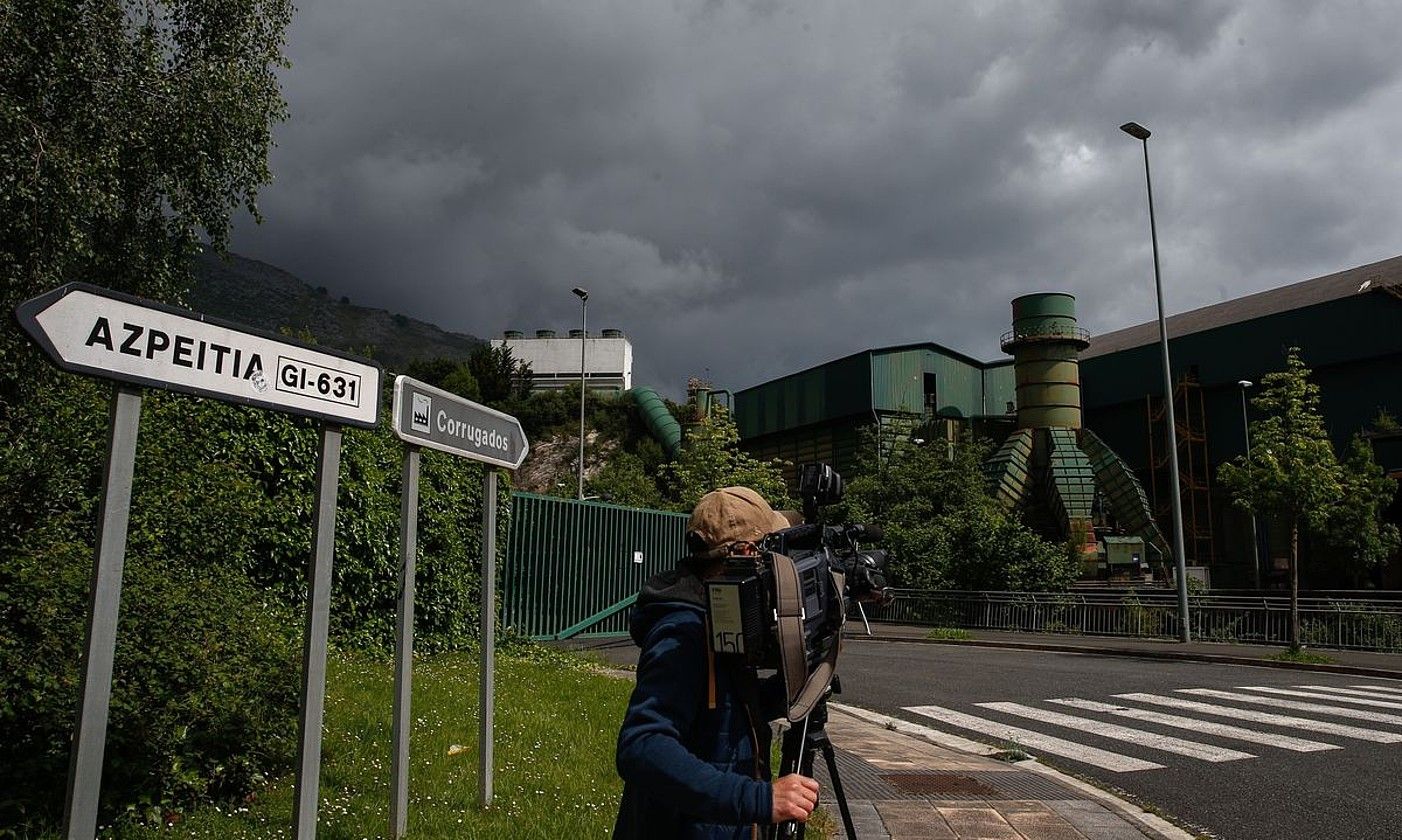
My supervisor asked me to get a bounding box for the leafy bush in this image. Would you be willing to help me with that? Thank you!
[0,366,506,828]
[0,543,300,830]
[838,432,1075,591]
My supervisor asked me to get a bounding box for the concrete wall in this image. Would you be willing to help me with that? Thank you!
[492,335,633,392]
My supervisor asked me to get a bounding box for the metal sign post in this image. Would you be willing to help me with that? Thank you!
[14,284,381,840]
[389,376,527,834]
[61,385,142,840]
[292,424,343,839]
[479,470,498,807]
[388,444,419,839]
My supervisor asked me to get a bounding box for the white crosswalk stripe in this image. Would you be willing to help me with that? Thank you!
[1179,688,1402,725]
[1234,685,1402,710]
[976,701,1255,762]
[901,681,1402,776]
[1115,693,1402,743]
[1296,685,1402,701]
[1048,698,1340,752]
[904,704,1165,772]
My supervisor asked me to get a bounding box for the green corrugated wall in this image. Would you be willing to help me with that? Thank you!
[503,493,688,639]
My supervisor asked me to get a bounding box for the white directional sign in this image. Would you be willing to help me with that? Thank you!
[15,283,381,427]
[391,376,529,468]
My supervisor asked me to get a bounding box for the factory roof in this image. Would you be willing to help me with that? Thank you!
[734,340,1003,395]
[1082,254,1402,359]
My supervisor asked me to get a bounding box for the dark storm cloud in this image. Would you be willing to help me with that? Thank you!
[232,1,1402,395]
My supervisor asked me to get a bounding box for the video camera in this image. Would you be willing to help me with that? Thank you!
[704,463,891,672]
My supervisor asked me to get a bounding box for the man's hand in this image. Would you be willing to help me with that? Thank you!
[771,773,819,823]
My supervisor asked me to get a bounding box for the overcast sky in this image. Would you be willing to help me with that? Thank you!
[230,1,1402,396]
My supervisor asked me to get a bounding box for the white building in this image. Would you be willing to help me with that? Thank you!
[491,329,633,393]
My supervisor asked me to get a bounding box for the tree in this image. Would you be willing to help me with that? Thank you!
[404,356,481,401]
[1315,435,1400,587]
[588,450,664,509]
[468,343,532,404]
[838,430,1076,591]
[1219,348,1342,649]
[660,406,790,511]
[2,0,293,394]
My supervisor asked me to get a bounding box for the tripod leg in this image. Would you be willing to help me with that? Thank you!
[820,741,859,840]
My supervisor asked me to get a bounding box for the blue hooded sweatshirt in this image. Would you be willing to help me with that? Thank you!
[612,566,773,840]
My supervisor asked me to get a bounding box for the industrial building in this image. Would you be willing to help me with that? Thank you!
[734,256,1402,589]
[492,329,633,393]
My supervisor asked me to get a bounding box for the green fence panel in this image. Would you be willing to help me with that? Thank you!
[503,493,689,639]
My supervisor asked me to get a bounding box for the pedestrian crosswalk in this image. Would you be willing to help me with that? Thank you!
[902,681,1402,773]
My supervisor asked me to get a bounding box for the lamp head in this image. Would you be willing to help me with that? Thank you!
[572,287,589,301]
[1238,379,1253,389]
[1120,121,1151,141]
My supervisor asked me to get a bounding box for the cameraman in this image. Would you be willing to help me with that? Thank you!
[613,487,819,840]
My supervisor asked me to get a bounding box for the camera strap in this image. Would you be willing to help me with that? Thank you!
[770,551,847,722]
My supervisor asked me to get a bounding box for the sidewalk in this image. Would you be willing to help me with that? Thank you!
[850,624,1402,677]
[813,704,1188,840]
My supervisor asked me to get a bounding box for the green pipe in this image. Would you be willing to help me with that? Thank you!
[625,387,683,460]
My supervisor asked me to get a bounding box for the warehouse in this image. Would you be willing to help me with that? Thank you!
[735,256,1402,588]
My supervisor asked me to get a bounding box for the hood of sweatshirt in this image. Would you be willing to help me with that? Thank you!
[629,566,706,646]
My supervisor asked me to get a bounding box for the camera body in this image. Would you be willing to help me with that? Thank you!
[704,463,890,668]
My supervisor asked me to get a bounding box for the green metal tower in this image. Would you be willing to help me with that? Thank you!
[984,294,1168,574]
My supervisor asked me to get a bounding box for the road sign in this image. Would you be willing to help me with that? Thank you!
[387,376,527,834]
[390,376,529,468]
[15,283,381,428]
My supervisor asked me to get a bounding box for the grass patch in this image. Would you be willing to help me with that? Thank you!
[923,627,973,641]
[1267,648,1335,665]
[99,647,632,839]
[806,806,838,839]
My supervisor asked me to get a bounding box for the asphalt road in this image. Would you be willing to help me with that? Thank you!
[832,640,1402,840]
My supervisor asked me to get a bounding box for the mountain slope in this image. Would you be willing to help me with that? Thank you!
[189,249,483,367]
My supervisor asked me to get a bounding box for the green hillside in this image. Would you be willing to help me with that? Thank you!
[188,249,483,367]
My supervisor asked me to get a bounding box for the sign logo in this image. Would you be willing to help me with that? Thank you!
[411,393,432,432]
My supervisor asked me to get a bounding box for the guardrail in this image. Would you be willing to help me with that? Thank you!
[871,589,1402,652]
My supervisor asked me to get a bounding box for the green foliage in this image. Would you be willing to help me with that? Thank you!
[98,651,633,839]
[923,627,973,640]
[1371,408,1401,434]
[467,343,532,403]
[839,432,1076,591]
[0,372,506,828]
[1314,436,1401,583]
[588,449,664,509]
[659,406,791,511]
[1267,648,1334,665]
[1,0,293,388]
[1,541,301,831]
[0,0,315,828]
[404,356,481,401]
[1218,349,1342,535]
[1220,350,1398,585]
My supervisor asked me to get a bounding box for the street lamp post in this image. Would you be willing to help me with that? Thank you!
[1121,120,1192,643]
[1238,379,1263,588]
[571,287,588,500]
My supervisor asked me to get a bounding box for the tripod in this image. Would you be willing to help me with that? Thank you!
[774,679,858,840]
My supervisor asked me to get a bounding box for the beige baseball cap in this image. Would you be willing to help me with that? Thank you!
[688,486,790,550]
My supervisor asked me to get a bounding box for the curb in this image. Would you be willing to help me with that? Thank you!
[852,633,1402,679]
[830,703,1197,840]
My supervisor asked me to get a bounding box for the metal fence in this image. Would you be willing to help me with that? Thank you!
[872,589,1402,652]
[502,493,688,639]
